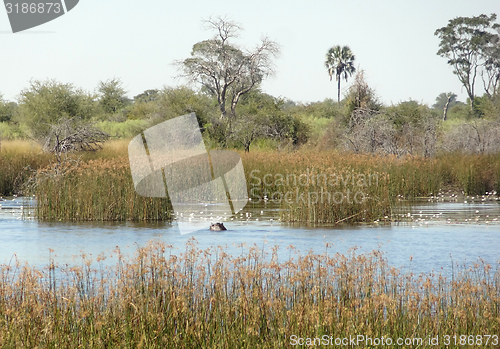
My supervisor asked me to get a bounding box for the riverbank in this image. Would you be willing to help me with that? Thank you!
[1,140,500,223]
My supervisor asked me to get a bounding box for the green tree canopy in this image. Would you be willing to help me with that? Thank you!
[0,95,17,123]
[16,79,97,141]
[97,78,131,114]
[134,89,159,103]
[435,14,500,110]
[325,45,356,103]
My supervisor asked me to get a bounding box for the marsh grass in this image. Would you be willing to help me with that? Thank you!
[3,140,500,223]
[0,239,498,348]
[241,151,500,223]
[33,157,172,221]
[0,140,51,196]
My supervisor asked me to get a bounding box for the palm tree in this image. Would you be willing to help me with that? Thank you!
[325,45,356,103]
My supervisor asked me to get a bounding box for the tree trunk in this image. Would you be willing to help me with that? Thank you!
[443,95,452,121]
[337,77,341,103]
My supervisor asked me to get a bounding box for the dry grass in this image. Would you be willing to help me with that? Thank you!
[33,157,171,221]
[241,151,500,223]
[2,141,499,223]
[0,239,498,348]
[0,140,51,196]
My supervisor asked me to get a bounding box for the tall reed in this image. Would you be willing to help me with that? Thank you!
[5,140,499,223]
[33,157,172,221]
[0,240,498,348]
[0,140,51,196]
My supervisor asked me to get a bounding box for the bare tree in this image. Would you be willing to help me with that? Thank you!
[442,93,455,121]
[441,120,500,153]
[43,117,110,166]
[177,17,280,120]
[482,41,500,98]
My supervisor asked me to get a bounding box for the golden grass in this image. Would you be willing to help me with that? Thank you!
[0,140,51,196]
[0,239,498,348]
[2,141,500,223]
[33,157,171,221]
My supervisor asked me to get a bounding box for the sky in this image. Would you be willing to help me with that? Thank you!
[0,0,498,106]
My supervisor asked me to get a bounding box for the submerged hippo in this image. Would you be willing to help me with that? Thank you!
[210,222,227,231]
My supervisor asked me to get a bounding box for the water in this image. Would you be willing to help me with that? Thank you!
[1,196,500,277]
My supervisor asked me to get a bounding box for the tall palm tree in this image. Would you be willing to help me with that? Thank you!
[325,45,356,103]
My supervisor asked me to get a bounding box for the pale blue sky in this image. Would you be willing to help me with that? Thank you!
[0,0,498,106]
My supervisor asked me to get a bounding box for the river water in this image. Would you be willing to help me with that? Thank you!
[1,197,500,276]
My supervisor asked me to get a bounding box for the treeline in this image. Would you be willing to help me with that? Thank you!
[316,71,500,156]
[0,75,500,156]
[0,79,308,152]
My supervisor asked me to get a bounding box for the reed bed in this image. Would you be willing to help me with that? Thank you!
[33,157,171,221]
[0,239,498,348]
[242,151,500,223]
[0,140,51,196]
[242,151,392,224]
[3,140,499,223]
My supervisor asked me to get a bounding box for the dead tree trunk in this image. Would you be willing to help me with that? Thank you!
[443,94,452,121]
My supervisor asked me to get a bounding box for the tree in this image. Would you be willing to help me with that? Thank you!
[229,91,308,151]
[177,17,280,120]
[325,45,356,103]
[0,95,17,123]
[16,79,97,141]
[434,14,500,110]
[134,89,159,103]
[97,78,131,114]
[433,92,459,121]
[43,117,109,166]
[482,38,500,98]
[344,70,380,120]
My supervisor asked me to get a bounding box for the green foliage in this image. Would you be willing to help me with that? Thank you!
[153,86,217,131]
[95,119,150,139]
[435,14,500,109]
[124,99,158,120]
[325,45,356,102]
[97,78,131,114]
[133,89,159,103]
[0,122,23,140]
[285,99,343,144]
[15,79,98,141]
[227,89,309,151]
[290,99,340,119]
[473,93,500,119]
[385,100,437,128]
[0,96,17,123]
[445,103,471,120]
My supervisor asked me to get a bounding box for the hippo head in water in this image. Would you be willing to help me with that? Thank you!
[210,222,227,231]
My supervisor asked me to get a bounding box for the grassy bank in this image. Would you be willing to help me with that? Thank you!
[33,157,171,221]
[242,151,500,223]
[1,140,500,223]
[0,240,498,348]
[0,140,51,196]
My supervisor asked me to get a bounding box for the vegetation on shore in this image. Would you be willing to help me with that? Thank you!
[1,140,499,223]
[0,14,498,223]
[0,240,498,348]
